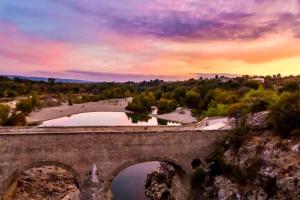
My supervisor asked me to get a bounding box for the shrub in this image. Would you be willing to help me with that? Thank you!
[203,104,229,117]
[5,90,17,98]
[0,104,10,125]
[191,167,207,188]
[4,112,26,126]
[242,87,279,113]
[269,92,300,137]
[16,95,40,115]
[229,116,250,151]
[227,103,247,119]
[16,99,33,114]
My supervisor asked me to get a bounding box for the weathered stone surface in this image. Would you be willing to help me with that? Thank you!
[7,166,79,200]
[199,131,300,200]
[145,163,175,200]
[247,111,269,130]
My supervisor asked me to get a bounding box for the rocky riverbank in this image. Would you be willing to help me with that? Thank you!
[145,163,176,200]
[191,131,300,200]
[7,166,79,200]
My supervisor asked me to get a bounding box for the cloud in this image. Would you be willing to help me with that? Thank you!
[57,0,300,41]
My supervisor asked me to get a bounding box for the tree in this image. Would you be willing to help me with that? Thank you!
[157,98,177,114]
[283,80,299,92]
[126,92,156,113]
[242,87,279,113]
[185,91,201,108]
[269,92,300,137]
[48,78,56,84]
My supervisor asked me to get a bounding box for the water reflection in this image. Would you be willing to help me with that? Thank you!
[39,112,180,126]
[111,162,160,200]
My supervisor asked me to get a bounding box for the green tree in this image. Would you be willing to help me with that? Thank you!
[203,103,229,117]
[242,87,279,113]
[269,92,300,137]
[185,91,201,108]
[157,98,177,114]
[283,80,299,92]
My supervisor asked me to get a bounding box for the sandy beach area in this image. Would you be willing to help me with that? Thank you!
[151,108,197,124]
[26,99,130,124]
[27,99,198,124]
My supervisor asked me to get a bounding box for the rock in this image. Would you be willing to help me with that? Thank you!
[247,111,269,130]
[145,163,175,200]
[11,166,79,200]
[195,131,300,200]
[292,144,300,152]
[214,176,241,200]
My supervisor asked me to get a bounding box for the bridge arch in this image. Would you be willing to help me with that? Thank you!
[2,161,80,200]
[104,156,189,200]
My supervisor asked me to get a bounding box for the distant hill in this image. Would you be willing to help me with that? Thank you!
[2,75,92,83]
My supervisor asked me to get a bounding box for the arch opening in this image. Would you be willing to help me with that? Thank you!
[2,161,80,200]
[106,158,188,200]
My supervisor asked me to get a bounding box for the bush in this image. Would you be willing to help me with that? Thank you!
[157,98,177,114]
[4,112,26,126]
[229,116,250,151]
[242,87,279,113]
[16,99,33,114]
[0,104,10,125]
[191,167,207,188]
[269,92,300,137]
[203,104,229,117]
[5,90,17,98]
[16,95,40,115]
[227,103,247,119]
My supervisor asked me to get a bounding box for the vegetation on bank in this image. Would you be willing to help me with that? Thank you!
[0,75,299,128]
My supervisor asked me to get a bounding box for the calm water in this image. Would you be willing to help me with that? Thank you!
[111,162,160,200]
[39,112,180,126]
[39,112,178,199]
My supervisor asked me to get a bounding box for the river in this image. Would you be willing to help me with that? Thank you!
[38,111,180,199]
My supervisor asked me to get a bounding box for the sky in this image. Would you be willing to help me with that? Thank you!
[0,0,300,81]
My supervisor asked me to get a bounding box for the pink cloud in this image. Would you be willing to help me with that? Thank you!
[0,22,70,73]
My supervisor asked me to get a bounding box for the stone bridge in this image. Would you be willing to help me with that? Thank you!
[0,126,229,200]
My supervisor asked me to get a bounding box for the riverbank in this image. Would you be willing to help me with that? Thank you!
[151,108,197,124]
[26,99,130,124]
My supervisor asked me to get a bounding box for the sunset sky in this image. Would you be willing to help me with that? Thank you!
[0,0,300,81]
